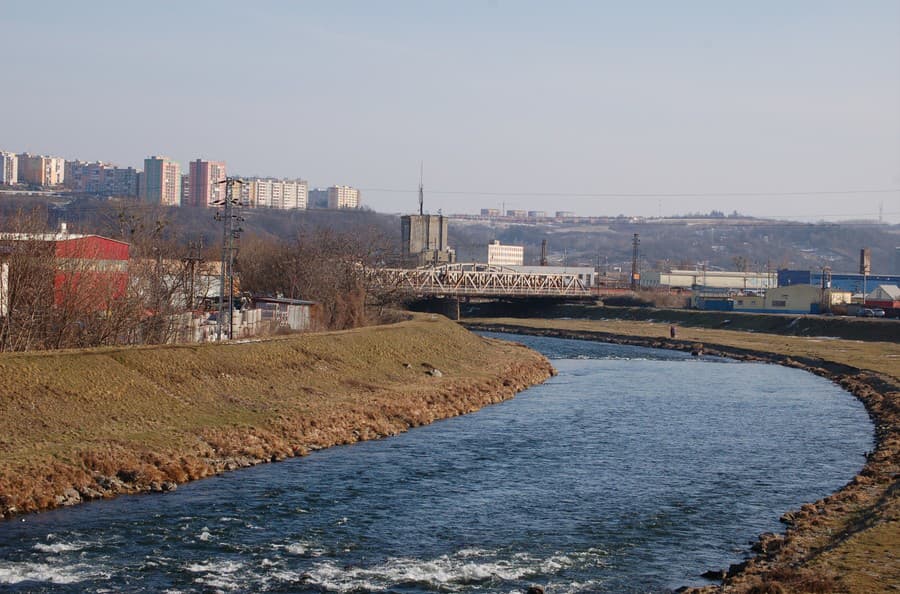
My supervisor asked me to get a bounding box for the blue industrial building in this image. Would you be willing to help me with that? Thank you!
[778,269,900,294]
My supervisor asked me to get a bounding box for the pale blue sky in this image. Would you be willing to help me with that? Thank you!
[2,1,899,221]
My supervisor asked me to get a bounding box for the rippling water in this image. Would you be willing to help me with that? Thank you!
[0,333,873,593]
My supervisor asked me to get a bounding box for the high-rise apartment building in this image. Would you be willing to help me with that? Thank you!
[17,153,65,187]
[142,156,181,206]
[181,174,190,205]
[188,159,226,207]
[240,178,308,209]
[327,185,360,209]
[0,152,18,185]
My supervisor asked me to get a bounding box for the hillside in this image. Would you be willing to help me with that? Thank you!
[449,216,900,275]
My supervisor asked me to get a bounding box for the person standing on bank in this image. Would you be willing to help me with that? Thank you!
[670,325,677,339]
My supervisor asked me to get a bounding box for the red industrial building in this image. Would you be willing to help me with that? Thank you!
[0,227,130,315]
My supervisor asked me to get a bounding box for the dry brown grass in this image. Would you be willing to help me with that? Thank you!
[0,315,553,517]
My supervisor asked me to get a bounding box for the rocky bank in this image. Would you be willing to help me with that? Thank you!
[0,316,554,518]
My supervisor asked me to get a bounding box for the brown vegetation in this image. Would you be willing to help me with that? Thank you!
[237,223,400,329]
[0,316,554,518]
[1,202,405,352]
[465,317,900,593]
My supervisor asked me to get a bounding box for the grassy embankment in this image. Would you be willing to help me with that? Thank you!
[465,301,900,343]
[0,315,554,518]
[465,316,899,594]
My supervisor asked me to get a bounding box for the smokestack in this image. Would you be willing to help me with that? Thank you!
[859,248,871,275]
[540,239,548,266]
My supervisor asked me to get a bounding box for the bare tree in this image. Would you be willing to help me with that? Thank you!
[0,209,57,351]
[237,224,400,330]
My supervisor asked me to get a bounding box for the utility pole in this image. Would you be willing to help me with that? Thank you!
[860,248,870,306]
[213,177,244,340]
[630,232,640,291]
[182,239,204,311]
[418,162,424,216]
[821,266,832,314]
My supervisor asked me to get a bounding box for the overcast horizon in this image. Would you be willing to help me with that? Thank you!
[2,1,899,222]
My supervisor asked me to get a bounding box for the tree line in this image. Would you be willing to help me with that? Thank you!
[0,203,403,352]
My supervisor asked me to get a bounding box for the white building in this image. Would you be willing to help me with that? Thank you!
[327,185,360,209]
[241,178,308,209]
[487,240,524,267]
[640,269,776,290]
[0,152,17,185]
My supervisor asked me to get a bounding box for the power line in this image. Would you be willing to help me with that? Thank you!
[359,187,900,199]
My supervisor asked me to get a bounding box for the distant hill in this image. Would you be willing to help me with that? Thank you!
[447,216,900,275]
[1,195,896,275]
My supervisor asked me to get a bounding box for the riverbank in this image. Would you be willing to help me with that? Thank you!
[461,301,899,342]
[465,318,899,594]
[0,316,554,518]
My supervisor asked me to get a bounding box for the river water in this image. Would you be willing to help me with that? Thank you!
[0,333,873,593]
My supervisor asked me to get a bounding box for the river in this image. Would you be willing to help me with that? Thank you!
[0,333,873,593]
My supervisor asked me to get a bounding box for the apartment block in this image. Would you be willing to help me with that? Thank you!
[327,185,360,209]
[0,152,18,185]
[102,166,140,197]
[188,159,226,207]
[65,160,101,191]
[142,156,181,206]
[64,161,138,197]
[17,153,65,187]
[241,178,308,209]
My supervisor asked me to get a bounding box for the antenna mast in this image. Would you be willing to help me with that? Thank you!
[418,161,424,216]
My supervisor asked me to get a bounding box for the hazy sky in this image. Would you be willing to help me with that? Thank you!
[2,1,899,221]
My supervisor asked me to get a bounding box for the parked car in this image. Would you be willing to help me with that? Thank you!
[871,308,886,318]
[859,308,876,317]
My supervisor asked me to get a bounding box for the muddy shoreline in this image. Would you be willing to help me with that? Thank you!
[466,321,900,593]
[0,318,555,520]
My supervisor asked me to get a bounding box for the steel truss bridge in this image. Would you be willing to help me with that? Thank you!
[375,263,593,299]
